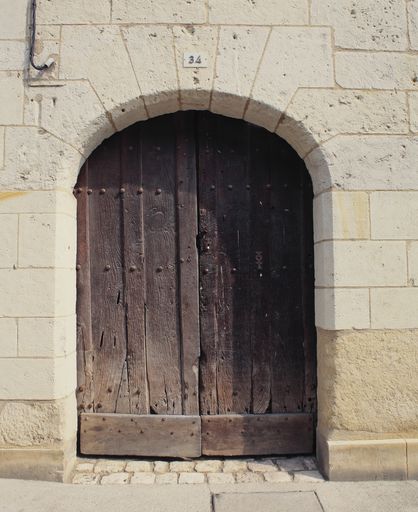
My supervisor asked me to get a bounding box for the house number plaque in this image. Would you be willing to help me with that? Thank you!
[183,52,208,68]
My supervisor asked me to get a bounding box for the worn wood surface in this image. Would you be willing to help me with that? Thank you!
[76,111,316,457]
[80,413,201,457]
[201,414,314,456]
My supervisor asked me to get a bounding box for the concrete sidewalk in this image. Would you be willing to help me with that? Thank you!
[1,479,418,512]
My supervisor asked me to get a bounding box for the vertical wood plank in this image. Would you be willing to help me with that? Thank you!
[142,115,182,415]
[120,124,149,414]
[75,163,94,413]
[88,135,127,413]
[248,125,273,414]
[175,112,200,416]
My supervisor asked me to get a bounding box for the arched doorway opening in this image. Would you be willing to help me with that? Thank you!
[75,111,316,458]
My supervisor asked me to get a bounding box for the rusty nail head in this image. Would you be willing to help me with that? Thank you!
[157,266,163,272]
[203,268,209,275]
[156,188,162,195]
[180,258,185,263]
[120,187,126,194]
[228,185,233,190]
[137,187,144,194]
[77,187,82,193]
[76,264,81,271]
[96,403,102,409]
[100,188,106,194]
[78,385,84,392]
[107,387,112,393]
[210,185,215,190]
[130,265,137,272]
[246,184,251,190]
[105,265,111,271]
[87,403,93,409]
[232,268,237,273]
[87,189,93,195]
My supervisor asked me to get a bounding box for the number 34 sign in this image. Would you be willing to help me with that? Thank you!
[183,52,208,68]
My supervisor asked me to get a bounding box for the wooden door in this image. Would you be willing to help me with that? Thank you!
[76,111,316,458]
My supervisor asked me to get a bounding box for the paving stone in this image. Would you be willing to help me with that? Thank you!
[223,460,248,473]
[94,460,126,473]
[303,457,318,470]
[264,472,293,483]
[100,472,130,485]
[276,457,306,472]
[235,472,264,483]
[75,462,95,472]
[195,460,223,473]
[125,461,153,472]
[131,472,156,485]
[248,460,278,472]
[293,471,325,483]
[154,461,170,474]
[156,473,178,484]
[214,491,324,512]
[178,472,206,484]
[72,473,100,485]
[170,461,196,473]
[207,473,235,484]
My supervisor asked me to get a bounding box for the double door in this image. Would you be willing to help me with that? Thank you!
[75,111,316,457]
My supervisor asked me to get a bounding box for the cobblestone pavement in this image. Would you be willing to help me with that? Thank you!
[72,456,324,485]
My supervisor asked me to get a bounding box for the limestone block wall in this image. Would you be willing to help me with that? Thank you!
[0,0,417,481]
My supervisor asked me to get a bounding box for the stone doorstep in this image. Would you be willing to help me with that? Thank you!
[72,457,322,485]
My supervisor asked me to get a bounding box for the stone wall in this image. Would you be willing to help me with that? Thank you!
[0,0,418,481]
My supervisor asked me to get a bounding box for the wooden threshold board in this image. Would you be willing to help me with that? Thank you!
[80,413,201,457]
[201,413,314,456]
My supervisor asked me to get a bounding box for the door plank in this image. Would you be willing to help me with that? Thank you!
[120,125,149,414]
[75,163,94,412]
[201,414,314,456]
[175,112,200,415]
[142,116,182,415]
[80,413,201,457]
[87,136,127,413]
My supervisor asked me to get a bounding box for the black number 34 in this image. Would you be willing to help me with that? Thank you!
[188,55,202,65]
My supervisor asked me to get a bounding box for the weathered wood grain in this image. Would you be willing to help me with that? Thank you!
[201,414,314,456]
[80,413,201,457]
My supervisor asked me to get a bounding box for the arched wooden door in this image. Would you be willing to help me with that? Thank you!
[75,112,316,458]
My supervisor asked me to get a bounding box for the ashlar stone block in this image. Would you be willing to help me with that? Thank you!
[311,0,408,50]
[408,0,418,50]
[18,316,76,358]
[371,288,418,329]
[246,27,333,132]
[306,136,418,194]
[279,90,408,156]
[313,191,370,242]
[315,241,407,287]
[0,318,18,358]
[0,214,18,268]
[209,0,308,25]
[0,72,24,125]
[371,192,418,240]
[37,0,111,24]
[212,26,269,119]
[0,0,28,39]
[112,0,206,24]
[336,52,418,90]
[315,288,370,330]
[2,128,82,190]
[0,42,26,71]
